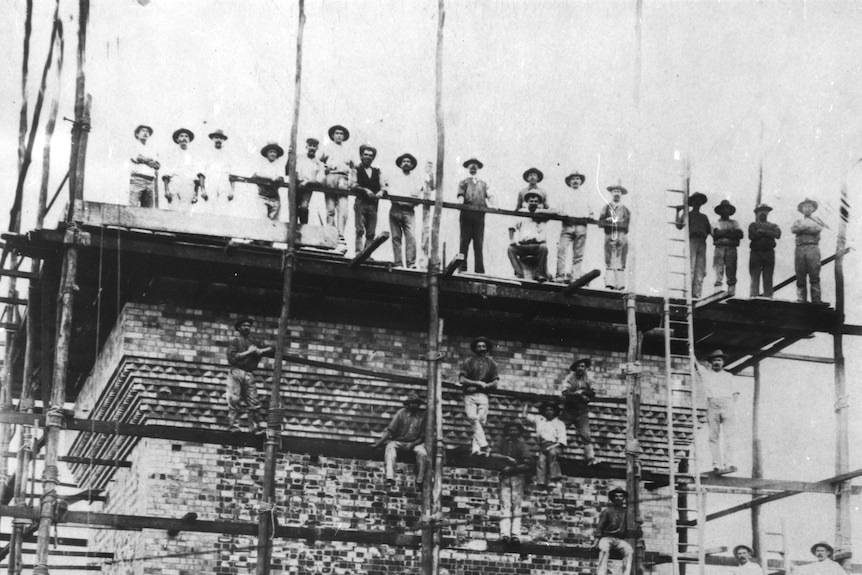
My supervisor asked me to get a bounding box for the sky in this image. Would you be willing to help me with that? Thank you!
[2,0,862,568]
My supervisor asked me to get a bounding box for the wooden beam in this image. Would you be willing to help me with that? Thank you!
[0,297,27,306]
[0,270,38,280]
[442,254,463,278]
[843,325,862,336]
[563,269,601,295]
[0,533,88,548]
[349,232,390,268]
[728,336,806,374]
[2,451,131,468]
[771,352,834,364]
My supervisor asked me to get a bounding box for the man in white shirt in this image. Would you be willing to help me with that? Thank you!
[253,142,285,220]
[388,153,424,268]
[162,128,204,213]
[126,124,160,208]
[295,137,323,224]
[521,401,567,488]
[796,542,846,575]
[320,125,353,246]
[732,545,763,575]
[205,129,234,216]
[555,171,593,282]
[696,349,739,473]
[507,191,549,282]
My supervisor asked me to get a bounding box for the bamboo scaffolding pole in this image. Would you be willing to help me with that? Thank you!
[254,2,304,573]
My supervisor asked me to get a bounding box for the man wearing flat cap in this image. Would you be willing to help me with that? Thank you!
[459,336,499,456]
[162,128,205,213]
[595,487,637,575]
[695,349,739,473]
[457,158,496,274]
[493,420,532,544]
[520,401,567,488]
[351,144,388,254]
[797,542,846,575]
[225,317,274,434]
[514,167,549,211]
[675,192,711,298]
[791,198,825,304]
[732,544,762,575]
[295,137,324,225]
[253,142,286,220]
[560,357,598,465]
[388,153,425,268]
[712,199,744,296]
[748,204,782,298]
[507,190,550,282]
[555,171,594,283]
[373,392,428,488]
[320,125,353,249]
[599,185,632,291]
[126,124,160,208]
[204,129,235,216]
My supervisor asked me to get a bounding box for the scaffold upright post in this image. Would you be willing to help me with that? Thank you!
[624,293,644,575]
[834,184,850,565]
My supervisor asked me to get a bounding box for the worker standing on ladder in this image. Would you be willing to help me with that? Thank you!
[695,349,738,473]
[732,544,762,575]
[595,487,637,575]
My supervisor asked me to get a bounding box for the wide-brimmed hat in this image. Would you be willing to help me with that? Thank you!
[570,358,592,371]
[565,172,586,187]
[704,349,728,361]
[134,125,153,137]
[754,203,773,213]
[463,158,483,169]
[234,316,254,331]
[607,185,628,195]
[402,392,425,406]
[172,128,195,143]
[810,542,834,557]
[470,336,494,353]
[359,144,378,159]
[260,142,285,158]
[523,190,544,203]
[503,420,525,433]
[306,137,320,145]
[523,167,544,183]
[689,192,707,207]
[539,401,561,416]
[396,153,417,170]
[798,198,819,213]
[328,124,350,141]
[208,129,228,141]
[733,545,754,558]
[714,199,737,216]
[608,487,628,499]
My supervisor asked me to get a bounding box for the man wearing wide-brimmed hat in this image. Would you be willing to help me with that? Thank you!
[555,171,593,282]
[675,192,711,298]
[459,336,499,456]
[204,129,235,216]
[599,185,631,290]
[457,158,497,274]
[295,137,324,224]
[373,392,428,488]
[712,199,744,296]
[225,317,274,434]
[520,400,567,487]
[594,487,637,575]
[162,128,205,213]
[560,357,598,465]
[320,125,353,248]
[388,153,425,268]
[798,542,846,575]
[731,544,761,575]
[748,203,782,298]
[253,142,285,220]
[493,420,532,544]
[351,144,388,254]
[126,124,161,208]
[507,190,550,282]
[695,349,739,473]
[514,167,549,211]
[791,198,825,304]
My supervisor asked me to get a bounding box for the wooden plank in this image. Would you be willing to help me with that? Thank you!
[563,269,601,295]
[771,352,834,364]
[728,336,805,374]
[701,475,843,494]
[349,232,390,268]
[0,297,27,306]
[0,270,39,280]
[0,533,88,548]
[843,324,862,336]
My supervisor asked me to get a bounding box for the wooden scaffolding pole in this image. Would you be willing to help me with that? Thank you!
[421,2,446,574]
[255,2,304,573]
[833,184,850,565]
[751,362,765,564]
[624,293,644,575]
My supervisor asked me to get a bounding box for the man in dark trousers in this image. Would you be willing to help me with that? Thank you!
[373,392,428,488]
[494,420,532,544]
[676,192,710,299]
[560,357,598,465]
[791,198,826,304]
[225,317,274,434]
[595,487,636,575]
[457,158,496,273]
[351,144,387,254]
[748,204,782,298]
[712,199,744,296]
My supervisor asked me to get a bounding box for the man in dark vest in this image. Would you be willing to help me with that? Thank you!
[351,144,388,254]
[457,158,496,273]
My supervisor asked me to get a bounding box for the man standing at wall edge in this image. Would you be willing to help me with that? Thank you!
[748,203,781,298]
[127,124,160,207]
[457,158,496,274]
[459,336,499,456]
[225,317,274,434]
